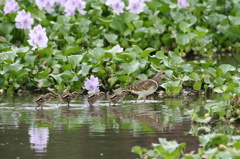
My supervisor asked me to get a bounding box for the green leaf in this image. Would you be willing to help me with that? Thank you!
[219,64,236,74]
[24,52,37,65]
[50,74,62,84]
[104,33,118,44]
[178,22,190,33]
[122,60,140,75]
[110,19,127,34]
[228,16,240,26]
[141,48,155,58]
[64,46,82,55]
[65,36,75,45]
[193,81,202,91]
[0,22,14,36]
[131,146,143,157]
[180,64,193,72]
[68,55,83,68]
[57,15,70,24]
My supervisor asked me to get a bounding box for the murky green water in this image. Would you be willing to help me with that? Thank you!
[0,95,202,159]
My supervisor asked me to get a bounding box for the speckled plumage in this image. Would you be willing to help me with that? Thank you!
[35,93,56,109]
[58,92,80,107]
[109,90,128,105]
[123,72,173,102]
[86,92,105,106]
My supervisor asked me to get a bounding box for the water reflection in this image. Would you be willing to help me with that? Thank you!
[28,127,49,153]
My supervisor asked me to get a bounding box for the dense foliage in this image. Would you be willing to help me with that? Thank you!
[0,0,240,95]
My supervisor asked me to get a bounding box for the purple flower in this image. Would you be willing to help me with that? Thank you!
[126,0,145,14]
[83,75,100,94]
[64,0,86,16]
[15,10,34,30]
[4,0,19,15]
[112,44,123,53]
[28,25,48,50]
[35,0,56,13]
[55,0,68,7]
[29,127,49,153]
[106,0,125,15]
[178,0,189,8]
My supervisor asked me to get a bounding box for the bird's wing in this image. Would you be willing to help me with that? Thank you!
[124,79,158,91]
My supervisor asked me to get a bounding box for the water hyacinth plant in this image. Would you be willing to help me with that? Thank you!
[3,0,19,15]
[35,0,55,13]
[64,0,86,16]
[28,25,48,50]
[15,10,34,29]
[83,75,100,94]
[105,0,125,15]
[126,0,146,14]
[177,0,189,8]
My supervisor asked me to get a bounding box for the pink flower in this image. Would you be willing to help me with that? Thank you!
[126,0,145,14]
[106,0,125,15]
[15,10,34,29]
[4,0,19,15]
[178,0,189,8]
[64,0,86,16]
[112,45,123,53]
[83,75,100,94]
[28,25,48,50]
[35,0,56,13]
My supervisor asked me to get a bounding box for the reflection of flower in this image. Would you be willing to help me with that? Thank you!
[178,0,189,8]
[35,0,55,13]
[4,0,19,15]
[106,0,125,15]
[83,75,100,94]
[28,127,49,153]
[64,0,86,16]
[15,10,34,30]
[112,44,123,53]
[126,0,145,14]
[28,25,48,50]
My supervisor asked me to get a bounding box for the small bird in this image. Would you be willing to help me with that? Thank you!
[123,71,173,102]
[35,93,56,109]
[108,90,128,106]
[58,92,80,107]
[86,92,105,106]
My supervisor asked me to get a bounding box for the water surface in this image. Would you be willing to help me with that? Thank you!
[0,95,202,159]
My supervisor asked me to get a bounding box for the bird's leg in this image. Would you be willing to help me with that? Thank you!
[57,100,60,105]
[67,102,70,108]
[35,105,39,109]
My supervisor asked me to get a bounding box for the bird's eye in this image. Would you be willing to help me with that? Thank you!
[163,72,165,74]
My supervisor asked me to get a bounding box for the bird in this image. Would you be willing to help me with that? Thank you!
[108,90,128,106]
[123,71,173,102]
[58,92,80,107]
[86,92,105,106]
[35,93,56,109]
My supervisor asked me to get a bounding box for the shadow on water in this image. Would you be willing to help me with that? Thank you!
[0,94,230,159]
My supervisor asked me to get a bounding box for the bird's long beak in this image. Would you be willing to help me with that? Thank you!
[165,74,174,80]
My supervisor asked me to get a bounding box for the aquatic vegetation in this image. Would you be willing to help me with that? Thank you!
[0,0,239,95]
[132,133,240,159]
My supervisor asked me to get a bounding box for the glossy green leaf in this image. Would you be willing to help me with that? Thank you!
[24,52,37,65]
[68,55,83,68]
[219,64,236,74]
[104,33,118,44]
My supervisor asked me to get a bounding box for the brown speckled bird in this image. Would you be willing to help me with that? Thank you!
[108,90,128,106]
[86,92,105,106]
[123,72,173,102]
[35,93,56,109]
[58,92,80,107]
